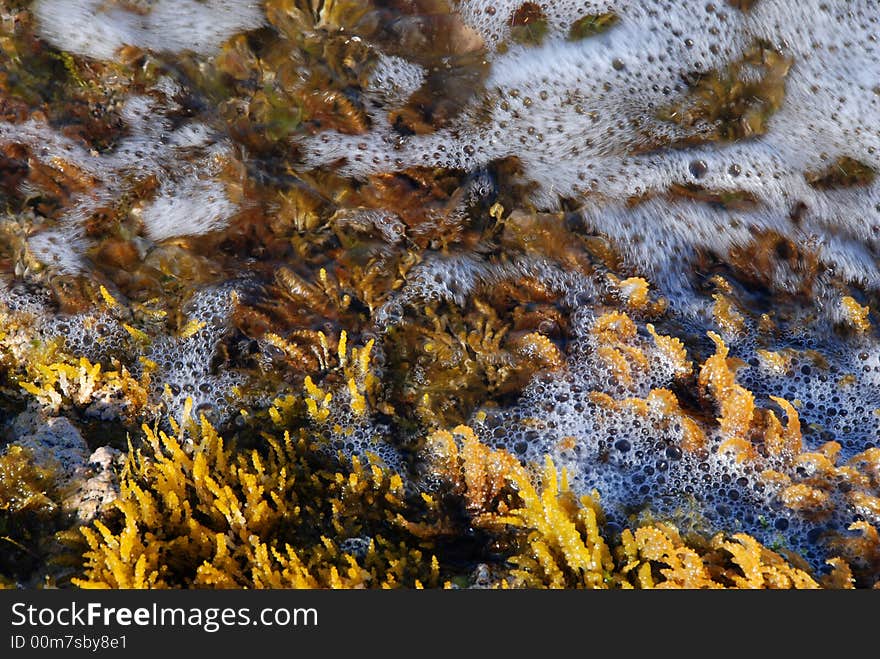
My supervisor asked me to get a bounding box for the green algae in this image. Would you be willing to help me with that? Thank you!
[508,3,549,47]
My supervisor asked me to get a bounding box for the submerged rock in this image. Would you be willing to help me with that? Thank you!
[9,411,90,483]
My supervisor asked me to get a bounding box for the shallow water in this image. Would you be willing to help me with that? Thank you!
[2,0,880,587]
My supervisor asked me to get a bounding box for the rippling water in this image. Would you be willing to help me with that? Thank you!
[2,0,880,588]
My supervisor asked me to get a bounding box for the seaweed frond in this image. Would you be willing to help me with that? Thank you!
[73,404,440,589]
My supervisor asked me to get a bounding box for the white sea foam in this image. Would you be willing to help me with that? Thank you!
[0,81,239,273]
[33,0,265,60]
[302,0,880,294]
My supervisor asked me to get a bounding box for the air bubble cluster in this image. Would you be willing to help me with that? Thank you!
[1,280,247,427]
[0,79,239,274]
[303,0,880,297]
[145,285,245,423]
[468,307,880,571]
[33,0,264,60]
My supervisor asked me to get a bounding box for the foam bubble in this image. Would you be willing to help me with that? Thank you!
[33,0,265,60]
[0,81,240,273]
